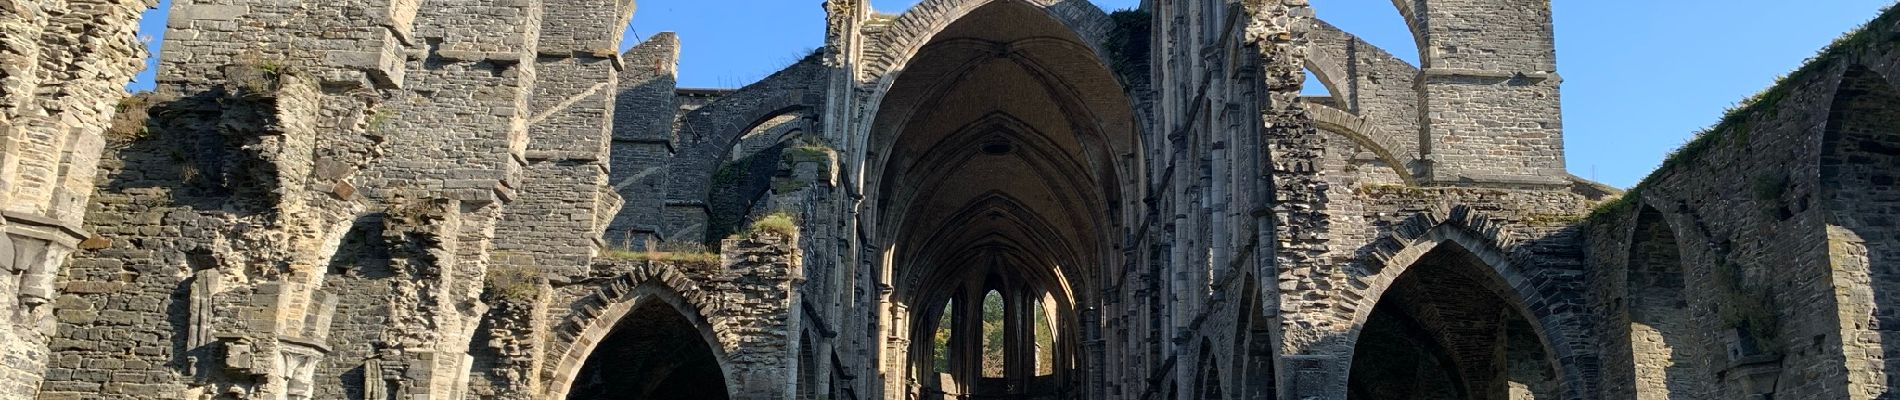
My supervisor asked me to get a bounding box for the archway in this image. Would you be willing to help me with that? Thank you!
[1820,64,1900,393]
[564,301,731,400]
[1235,276,1275,399]
[862,1,1137,399]
[1195,341,1224,400]
[1347,243,1560,400]
[1625,205,1709,398]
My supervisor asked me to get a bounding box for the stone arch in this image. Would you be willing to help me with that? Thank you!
[861,0,1116,82]
[892,191,1086,305]
[1233,273,1275,399]
[1819,63,1900,393]
[1342,205,1593,398]
[729,111,814,162]
[1194,339,1225,400]
[1383,0,1430,65]
[854,0,1138,201]
[1303,42,1352,102]
[666,56,829,242]
[1623,203,1711,398]
[1308,104,1417,185]
[541,265,735,399]
[856,2,1138,396]
[1302,19,1423,185]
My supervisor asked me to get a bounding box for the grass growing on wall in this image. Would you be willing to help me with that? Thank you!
[604,241,722,267]
[742,211,800,240]
[1588,4,1900,222]
[106,92,166,144]
[485,266,541,303]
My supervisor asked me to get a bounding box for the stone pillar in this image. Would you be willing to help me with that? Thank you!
[1412,0,1566,186]
[1239,0,1347,399]
[606,33,682,250]
[477,1,635,396]
[719,231,806,400]
[356,0,546,396]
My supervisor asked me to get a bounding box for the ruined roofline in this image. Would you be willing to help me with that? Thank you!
[1589,2,1900,219]
[678,88,739,97]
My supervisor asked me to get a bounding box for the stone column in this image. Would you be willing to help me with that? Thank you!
[720,231,807,400]
[477,1,635,396]
[1239,0,1348,399]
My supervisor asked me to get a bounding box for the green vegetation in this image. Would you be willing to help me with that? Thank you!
[785,136,836,162]
[741,211,800,240]
[603,241,722,267]
[1587,5,1900,223]
[105,93,164,144]
[228,50,306,95]
[712,161,743,187]
[1713,258,1780,353]
[485,266,541,303]
[980,290,1006,377]
[366,106,397,134]
[933,302,954,373]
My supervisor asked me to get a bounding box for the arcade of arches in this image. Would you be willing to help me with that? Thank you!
[25,0,1900,400]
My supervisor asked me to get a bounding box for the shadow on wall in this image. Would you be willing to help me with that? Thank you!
[1820,65,1900,393]
[1624,205,1712,399]
[566,300,730,400]
[1346,244,1560,400]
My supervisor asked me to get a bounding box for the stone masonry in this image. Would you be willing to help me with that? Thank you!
[0,0,1897,399]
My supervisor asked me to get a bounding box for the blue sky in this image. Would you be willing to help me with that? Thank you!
[130,0,1896,188]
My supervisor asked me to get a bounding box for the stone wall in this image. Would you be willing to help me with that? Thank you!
[0,0,152,397]
[604,33,680,250]
[659,56,829,245]
[1408,0,1566,186]
[6,0,1900,399]
[1582,9,1900,400]
[37,0,633,399]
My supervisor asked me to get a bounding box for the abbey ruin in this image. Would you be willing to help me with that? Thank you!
[1,0,1898,398]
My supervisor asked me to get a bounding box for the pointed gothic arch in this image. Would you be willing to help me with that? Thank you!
[1820,63,1900,393]
[1624,203,1712,398]
[542,267,735,399]
[1338,207,1594,399]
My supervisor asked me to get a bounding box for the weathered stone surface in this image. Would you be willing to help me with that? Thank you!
[3,1,1898,399]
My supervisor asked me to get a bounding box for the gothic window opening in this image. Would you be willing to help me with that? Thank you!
[981,289,1007,378]
[934,297,957,377]
[1033,293,1058,376]
[913,269,1077,398]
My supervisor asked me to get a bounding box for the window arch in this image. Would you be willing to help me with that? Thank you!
[934,298,955,375]
[911,262,1075,398]
[1033,292,1058,376]
[981,289,1007,378]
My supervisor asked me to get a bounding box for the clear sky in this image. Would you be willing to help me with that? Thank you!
[128,0,1896,188]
